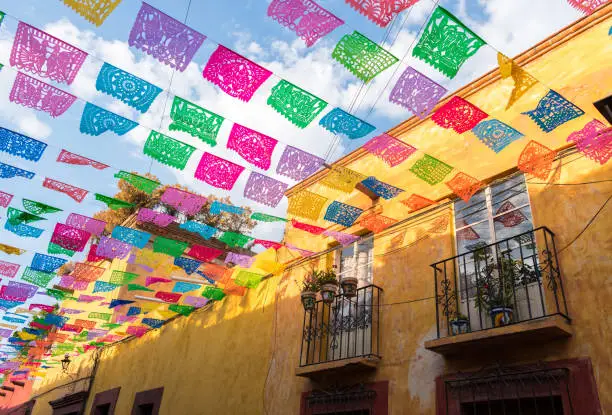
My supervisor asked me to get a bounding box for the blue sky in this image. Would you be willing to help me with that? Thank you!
[0,0,582,332]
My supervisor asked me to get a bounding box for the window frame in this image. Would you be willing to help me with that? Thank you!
[90,387,121,415]
[334,234,374,287]
[130,387,164,415]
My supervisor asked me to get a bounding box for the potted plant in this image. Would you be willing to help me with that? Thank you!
[317,268,339,304]
[339,265,358,297]
[449,312,470,335]
[299,272,320,311]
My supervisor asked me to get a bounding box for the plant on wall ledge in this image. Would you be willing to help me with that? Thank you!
[317,268,338,304]
[299,272,320,311]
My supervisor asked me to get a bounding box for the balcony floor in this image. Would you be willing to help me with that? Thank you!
[296,356,381,379]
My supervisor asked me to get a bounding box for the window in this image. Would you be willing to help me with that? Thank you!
[594,94,612,124]
[90,388,120,415]
[336,237,374,287]
[130,388,163,415]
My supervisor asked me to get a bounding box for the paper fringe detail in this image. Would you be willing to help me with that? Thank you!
[471,119,524,153]
[291,219,326,235]
[94,193,135,210]
[0,243,25,256]
[324,201,363,227]
[66,213,106,236]
[57,149,109,170]
[114,171,160,194]
[225,252,255,268]
[143,130,196,170]
[179,221,217,240]
[0,127,47,161]
[267,80,328,128]
[174,257,202,275]
[361,176,404,199]
[203,45,272,102]
[389,66,447,118]
[227,124,278,170]
[10,72,76,117]
[219,231,253,248]
[31,253,66,273]
[332,31,398,82]
[161,187,207,216]
[96,236,132,260]
[409,154,453,185]
[445,172,484,202]
[21,267,54,288]
[497,53,538,109]
[0,162,35,180]
[195,152,245,190]
[363,134,416,167]
[566,120,612,165]
[96,63,162,113]
[209,201,244,215]
[413,7,485,79]
[566,0,608,14]
[0,261,20,278]
[62,0,122,26]
[153,236,189,257]
[43,178,88,202]
[287,190,327,220]
[360,213,396,234]
[243,172,288,207]
[319,107,375,139]
[137,208,175,227]
[251,212,287,223]
[80,102,138,136]
[321,166,366,193]
[0,191,13,208]
[345,0,420,27]
[129,2,206,72]
[50,223,91,252]
[276,145,325,181]
[267,0,344,47]
[111,226,151,248]
[11,22,87,85]
[48,242,75,257]
[517,140,557,180]
[522,90,584,133]
[72,263,105,282]
[169,96,223,146]
[186,245,223,262]
[234,271,264,289]
[432,96,488,134]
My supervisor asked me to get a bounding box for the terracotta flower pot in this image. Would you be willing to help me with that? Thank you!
[490,306,513,327]
[300,291,317,311]
[320,283,338,304]
[340,277,358,297]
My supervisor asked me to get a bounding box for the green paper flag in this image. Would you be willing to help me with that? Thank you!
[101,323,122,330]
[219,231,253,248]
[0,12,4,27]
[127,284,154,292]
[22,267,55,288]
[153,236,189,257]
[413,6,485,79]
[46,289,69,301]
[114,171,160,194]
[169,96,224,147]
[88,312,111,322]
[94,194,135,210]
[48,242,76,257]
[143,130,196,170]
[109,270,139,285]
[7,207,46,225]
[202,286,225,301]
[234,271,264,289]
[168,304,195,316]
[267,80,327,128]
[22,199,63,215]
[409,154,453,185]
[250,212,287,223]
[332,31,398,82]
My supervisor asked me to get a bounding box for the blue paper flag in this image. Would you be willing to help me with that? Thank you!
[0,162,35,180]
[209,201,244,215]
[173,257,202,275]
[80,103,138,136]
[324,201,363,227]
[179,221,217,240]
[111,226,151,249]
[31,253,67,273]
[319,108,375,139]
[96,63,162,113]
[0,127,47,161]
[361,177,404,200]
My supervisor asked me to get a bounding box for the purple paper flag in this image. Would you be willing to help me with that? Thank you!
[389,66,447,119]
[243,172,288,207]
[276,145,325,181]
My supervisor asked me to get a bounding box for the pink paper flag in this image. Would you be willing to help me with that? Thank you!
[0,261,20,278]
[195,152,245,190]
[431,96,488,134]
[137,208,175,227]
[10,72,76,117]
[186,245,223,262]
[243,172,288,207]
[145,276,172,287]
[127,325,149,337]
[227,124,278,170]
[77,295,105,303]
[322,229,359,246]
[154,291,181,303]
[363,133,417,167]
[254,239,284,250]
[57,149,109,170]
[66,213,107,236]
[50,223,91,252]
[566,119,612,165]
[43,178,88,202]
[160,187,207,216]
[0,191,14,208]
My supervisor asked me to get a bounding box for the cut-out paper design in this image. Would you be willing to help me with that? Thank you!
[94,193,135,210]
[567,120,612,165]
[186,245,223,262]
[361,176,404,199]
[267,0,344,47]
[134,249,169,271]
[78,294,105,303]
[4,220,43,237]
[92,281,119,293]
[202,286,226,301]
[127,306,141,316]
[144,130,195,170]
[137,208,175,227]
[332,31,398,82]
[321,166,366,193]
[445,172,483,202]
[287,190,327,220]
[202,45,272,102]
[114,171,160,194]
[360,213,396,234]
[243,172,288,207]
[251,212,287,222]
[128,284,153,292]
[227,124,278,170]
[0,162,35,180]
[0,127,47,161]
[180,221,217,240]
[10,22,87,85]
[169,96,223,146]
[494,201,527,228]
[155,291,181,303]
[6,281,38,300]
[517,140,557,180]
[62,0,122,26]
[276,145,325,181]
[7,207,45,226]
[345,0,420,27]
[363,134,417,167]
[389,66,447,118]
[160,187,207,216]
[319,108,375,139]
[142,318,164,328]
[413,7,485,79]
[183,295,208,308]
[96,236,132,260]
[219,231,254,248]
[72,263,105,281]
[43,178,88,202]
[566,0,608,14]
[22,199,62,215]
[291,219,326,235]
[225,252,255,268]
[31,254,66,273]
[471,119,524,153]
[153,236,189,257]
[174,257,202,275]
[254,239,283,250]
[21,267,54,288]
[432,96,488,134]
[497,53,538,110]
[56,149,109,170]
[145,277,171,286]
[267,80,327,128]
[522,90,584,133]
[88,312,112,322]
[127,325,148,337]
[109,270,138,285]
[172,282,200,293]
[195,153,245,190]
[48,242,75,257]
[322,229,359,246]
[324,201,363,227]
[51,223,90,252]
[66,213,106,236]
[0,261,20,278]
[111,226,151,249]
[169,304,195,316]
[0,191,13,208]
[80,102,138,136]
[74,319,96,329]
[235,271,264,289]
[428,215,450,234]
[59,275,90,291]
[409,154,453,185]
[209,201,244,216]
[96,63,162,113]
[10,72,76,117]
[129,2,206,72]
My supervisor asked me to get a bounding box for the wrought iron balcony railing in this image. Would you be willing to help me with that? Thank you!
[299,285,382,367]
[431,227,569,339]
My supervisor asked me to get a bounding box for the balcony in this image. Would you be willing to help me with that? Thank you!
[296,285,382,378]
[425,227,572,355]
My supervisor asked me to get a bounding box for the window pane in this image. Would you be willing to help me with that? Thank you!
[454,190,488,228]
[338,237,373,286]
[492,175,529,212]
[456,220,493,256]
